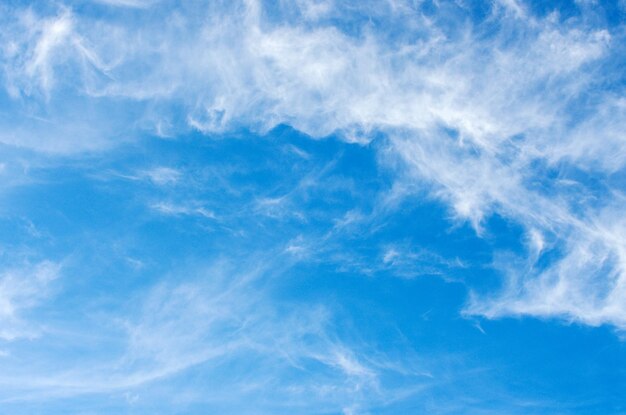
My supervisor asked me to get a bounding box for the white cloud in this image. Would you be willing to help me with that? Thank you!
[0,258,427,413]
[0,260,60,341]
[3,8,74,98]
[150,201,215,219]
[466,202,626,331]
[141,167,181,186]
[92,0,161,8]
[0,1,625,330]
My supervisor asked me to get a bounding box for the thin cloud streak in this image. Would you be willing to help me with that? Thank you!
[0,257,431,414]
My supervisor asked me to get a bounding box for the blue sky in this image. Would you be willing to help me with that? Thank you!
[1,0,626,414]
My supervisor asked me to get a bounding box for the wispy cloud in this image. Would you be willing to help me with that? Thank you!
[0,260,60,341]
[140,167,182,186]
[0,3,625,413]
[0,257,429,413]
[150,201,215,219]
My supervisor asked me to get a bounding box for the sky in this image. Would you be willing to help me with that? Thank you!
[0,0,626,414]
